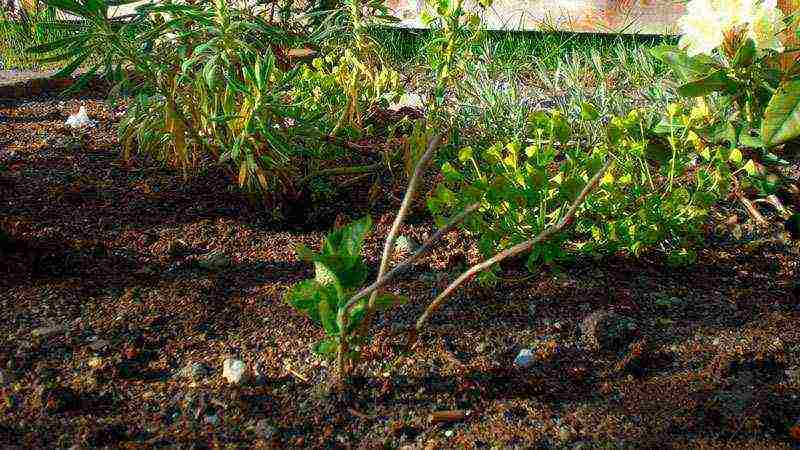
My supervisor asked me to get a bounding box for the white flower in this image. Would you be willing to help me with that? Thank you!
[678,0,727,56]
[714,0,756,29]
[747,0,785,53]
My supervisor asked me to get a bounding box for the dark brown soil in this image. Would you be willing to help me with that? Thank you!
[1,95,799,449]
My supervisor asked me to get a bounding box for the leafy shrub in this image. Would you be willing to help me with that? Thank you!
[650,0,798,224]
[0,6,75,69]
[428,105,734,280]
[28,0,327,201]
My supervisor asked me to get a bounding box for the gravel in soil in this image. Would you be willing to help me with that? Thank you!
[1,95,800,449]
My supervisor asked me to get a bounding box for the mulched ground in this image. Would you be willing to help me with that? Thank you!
[1,94,800,449]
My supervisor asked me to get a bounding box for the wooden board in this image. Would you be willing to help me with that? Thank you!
[386,0,686,34]
[5,0,686,35]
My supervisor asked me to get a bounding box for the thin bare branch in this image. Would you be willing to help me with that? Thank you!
[342,201,480,313]
[414,158,613,331]
[369,133,443,305]
[335,131,444,383]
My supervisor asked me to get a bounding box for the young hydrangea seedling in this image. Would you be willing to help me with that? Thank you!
[286,216,407,360]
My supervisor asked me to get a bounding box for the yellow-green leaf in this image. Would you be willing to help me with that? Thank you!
[729,148,742,165]
[743,159,757,176]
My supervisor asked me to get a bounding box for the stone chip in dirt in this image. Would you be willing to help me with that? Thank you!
[394,235,419,254]
[87,339,110,353]
[177,362,208,381]
[197,251,230,270]
[514,349,536,368]
[580,309,637,352]
[222,358,246,384]
[31,325,67,338]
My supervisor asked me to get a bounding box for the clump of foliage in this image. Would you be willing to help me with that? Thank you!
[285,216,406,362]
[0,5,76,69]
[302,0,405,137]
[291,53,402,137]
[30,0,317,200]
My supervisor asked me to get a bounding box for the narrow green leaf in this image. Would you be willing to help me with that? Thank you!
[52,51,89,79]
[733,38,756,68]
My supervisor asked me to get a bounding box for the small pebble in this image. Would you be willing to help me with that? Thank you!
[222,358,247,384]
[514,349,535,368]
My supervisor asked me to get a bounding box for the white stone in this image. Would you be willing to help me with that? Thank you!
[64,106,95,129]
[222,358,246,384]
[514,349,535,368]
[204,414,218,425]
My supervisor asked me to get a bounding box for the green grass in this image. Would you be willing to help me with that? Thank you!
[370,27,680,146]
[370,27,676,73]
[0,8,77,70]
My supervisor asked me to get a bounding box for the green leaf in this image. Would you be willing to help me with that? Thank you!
[314,261,340,286]
[346,299,367,331]
[649,45,714,82]
[295,244,315,262]
[677,70,738,97]
[41,0,91,17]
[202,55,218,90]
[322,216,372,258]
[311,338,338,358]
[728,147,743,165]
[83,0,108,17]
[27,34,88,54]
[52,51,89,79]
[743,159,757,176]
[761,79,800,147]
[738,132,763,149]
[579,102,599,121]
[285,279,326,323]
[732,38,756,68]
[458,146,473,162]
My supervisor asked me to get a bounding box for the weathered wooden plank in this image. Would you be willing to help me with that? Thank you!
[387,0,685,34]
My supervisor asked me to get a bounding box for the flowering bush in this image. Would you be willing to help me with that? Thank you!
[656,0,798,148]
[678,0,784,57]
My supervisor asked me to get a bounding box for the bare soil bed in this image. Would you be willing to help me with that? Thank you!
[1,94,799,449]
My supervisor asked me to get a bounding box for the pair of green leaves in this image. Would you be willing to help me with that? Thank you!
[286,216,407,358]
